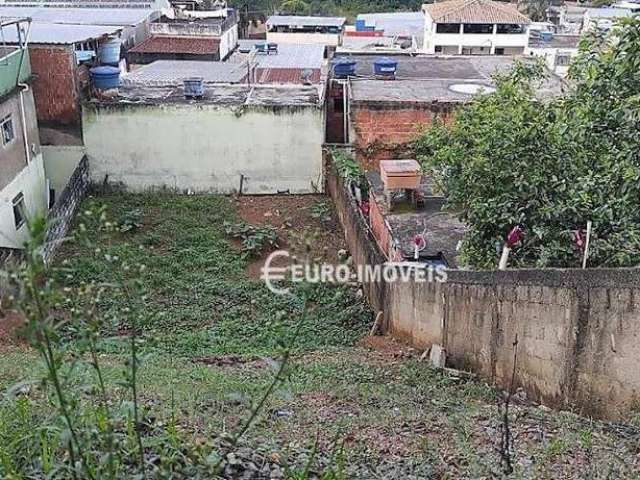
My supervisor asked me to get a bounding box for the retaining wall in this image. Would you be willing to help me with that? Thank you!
[326,156,640,420]
[43,156,90,264]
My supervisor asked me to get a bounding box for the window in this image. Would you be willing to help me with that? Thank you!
[436,23,461,33]
[1,115,15,147]
[435,45,443,53]
[555,54,571,66]
[495,47,505,55]
[12,193,25,229]
[497,24,525,34]
[463,24,494,34]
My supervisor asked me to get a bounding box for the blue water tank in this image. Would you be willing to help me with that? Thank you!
[540,31,554,42]
[255,43,267,53]
[90,66,120,90]
[98,39,121,66]
[374,57,398,78]
[355,19,366,31]
[332,58,357,79]
[183,77,204,98]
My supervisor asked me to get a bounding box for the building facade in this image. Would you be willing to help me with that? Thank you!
[266,16,346,46]
[82,61,327,194]
[0,20,48,250]
[422,0,531,55]
[128,10,239,63]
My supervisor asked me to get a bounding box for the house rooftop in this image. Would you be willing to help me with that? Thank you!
[1,21,121,44]
[584,7,636,18]
[232,40,326,70]
[337,55,564,103]
[422,0,531,24]
[339,35,398,53]
[266,15,346,28]
[528,32,580,49]
[117,60,325,105]
[123,60,247,85]
[0,6,158,26]
[356,12,425,38]
[95,83,323,107]
[128,36,220,55]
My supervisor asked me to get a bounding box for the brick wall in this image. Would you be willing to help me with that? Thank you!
[326,154,640,420]
[350,102,454,170]
[28,46,82,126]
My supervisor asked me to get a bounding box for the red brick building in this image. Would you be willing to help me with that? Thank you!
[6,23,123,143]
[327,55,563,170]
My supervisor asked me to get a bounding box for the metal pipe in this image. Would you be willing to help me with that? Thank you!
[582,221,593,269]
[342,79,349,144]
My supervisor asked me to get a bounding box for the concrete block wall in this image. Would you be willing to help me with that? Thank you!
[327,160,640,420]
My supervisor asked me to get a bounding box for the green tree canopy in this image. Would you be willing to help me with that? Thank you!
[414,19,640,269]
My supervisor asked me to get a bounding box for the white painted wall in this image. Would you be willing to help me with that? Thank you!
[43,145,86,194]
[525,46,578,77]
[423,15,529,54]
[0,153,47,249]
[266,31,342,46]
[82,104,325,194]
[219,24,239,59]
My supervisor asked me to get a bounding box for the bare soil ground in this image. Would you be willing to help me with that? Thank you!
[234,195,347,279]
[0,310,25,346]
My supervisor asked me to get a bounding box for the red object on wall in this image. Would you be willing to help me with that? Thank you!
[506,226,524,248]
[360,200,370,217]
[344,30,385,37]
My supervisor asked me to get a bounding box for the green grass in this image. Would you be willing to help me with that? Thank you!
[1,193,639,478]
[57,194,371,358]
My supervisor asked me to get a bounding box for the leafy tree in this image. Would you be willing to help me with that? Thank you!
[228,0,424,19]
[518,0,549,22]
[414,19,640,269]
[279,0,310,14]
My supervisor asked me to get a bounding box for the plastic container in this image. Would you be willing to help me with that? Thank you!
[90,66,120,90]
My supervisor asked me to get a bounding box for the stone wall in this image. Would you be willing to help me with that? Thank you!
[326,159,640,420]
[43,156,90,264]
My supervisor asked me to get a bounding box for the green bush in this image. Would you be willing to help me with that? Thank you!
[415,20,640,269]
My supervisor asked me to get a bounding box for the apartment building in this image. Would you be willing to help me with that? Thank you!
[0,19,48,251]
[422,0,531,55]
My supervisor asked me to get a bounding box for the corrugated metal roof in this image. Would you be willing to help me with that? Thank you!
[424,0,531,24]
[255,67,321,85]
[123,60,248,84]
[129,35,220,54]
[0,6,157,26]
[266,15,346,28]
[1,21,121,43]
